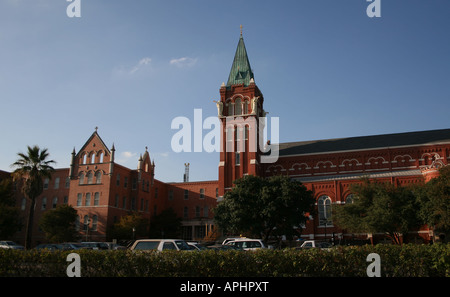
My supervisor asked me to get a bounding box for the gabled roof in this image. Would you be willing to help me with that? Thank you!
[226,33,254,87]
[76,130,111,157]
[279,128,450,157]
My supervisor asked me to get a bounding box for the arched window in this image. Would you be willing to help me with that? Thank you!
[79,173,85,185]
[92,215,98,231]
[77,193,82,206]
[85,193,91,206]
[235,98,242,115]
[90,153,95,164]
[99,152,104,163]
[346,194,354,204]
[318,195,332,226]
[41,197,47,210]
[87,172,93,184]
[95,171,102,184]
[244,100,249,114]
[82,153,87,165]
[94,192,100,206]
[228,102,234,116]
[52,197,58,209]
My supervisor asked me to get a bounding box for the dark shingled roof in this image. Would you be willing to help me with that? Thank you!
[279,128,450,157]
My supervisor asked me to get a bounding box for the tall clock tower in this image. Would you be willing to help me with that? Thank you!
[217,28,266,198]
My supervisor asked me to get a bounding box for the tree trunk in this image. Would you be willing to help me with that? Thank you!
[25,197,36,250]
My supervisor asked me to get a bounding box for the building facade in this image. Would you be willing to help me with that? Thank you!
[5,32,450,246]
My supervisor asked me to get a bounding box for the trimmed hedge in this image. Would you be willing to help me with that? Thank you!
[0,244,448,277]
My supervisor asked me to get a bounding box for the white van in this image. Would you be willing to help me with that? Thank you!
[130,239,191,251]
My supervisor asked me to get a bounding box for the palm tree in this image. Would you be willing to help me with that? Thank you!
[11,145,55,249]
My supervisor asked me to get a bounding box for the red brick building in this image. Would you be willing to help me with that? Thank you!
[5,32,450,246]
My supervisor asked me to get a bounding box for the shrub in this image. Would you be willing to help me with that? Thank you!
[0,244,448,277]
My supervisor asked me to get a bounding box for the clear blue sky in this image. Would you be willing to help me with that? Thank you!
[1,0,449,182]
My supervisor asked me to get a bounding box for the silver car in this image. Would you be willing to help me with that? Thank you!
[0,241,25,250]
[130,239,191,251]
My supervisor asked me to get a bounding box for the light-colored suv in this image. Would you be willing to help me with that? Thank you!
[225,238,266,251]
[0,241,25,250]
[129,239,191,251]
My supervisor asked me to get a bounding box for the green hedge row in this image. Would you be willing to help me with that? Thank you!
[0,244,448,277]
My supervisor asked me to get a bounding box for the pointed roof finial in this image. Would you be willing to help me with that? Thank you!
[95,126,98,132]
[240,24,243,36]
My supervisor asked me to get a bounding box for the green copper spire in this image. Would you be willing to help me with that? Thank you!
[226,27,254,87]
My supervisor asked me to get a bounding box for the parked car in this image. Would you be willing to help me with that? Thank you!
[35,244,64,251]
[105,242,127,250]
[61,242,89,250]
[81,242,110,250]
[206,244,242,251]
[187,242,207,251]
[297,240,332,250]
[0,241,25,250]
[129,239,192,251]
[221,237,248,245]
[224,238,266,251]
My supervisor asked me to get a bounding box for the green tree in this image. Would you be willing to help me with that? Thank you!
[108,213,149,241]
[0,179,22,238]
[149,208,182,239]
[11,145,55,249]
[39,204,79,242]
[214,175,315,242]
[333,179,421,245]
[416,166,450,241]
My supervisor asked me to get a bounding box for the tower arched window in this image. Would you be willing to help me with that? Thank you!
[228,102,234,116]
[227,126,233,142]
[235,98,242,115]
[244,100,249,114]
[318,195,332,226]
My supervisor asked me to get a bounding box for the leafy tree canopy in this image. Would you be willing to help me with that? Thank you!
[416,166,450,235]
[333,179,421,245]
[0,179,22,238]
[149,208,182,239]
[108,213,149,241]
[214,175,315,242]
[39,204,79,243]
